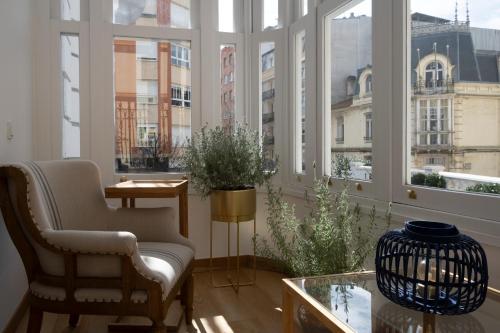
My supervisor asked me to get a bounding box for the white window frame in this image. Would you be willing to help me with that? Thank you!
[391,0,500,222]
[288,10,316,188]
[317,0,391,200]
[46,0,91,161]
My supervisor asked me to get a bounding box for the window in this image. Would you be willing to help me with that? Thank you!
[220,45,236,131]
[425,61,443,87]
[171,44,191,68]
[61,0,80,21]
[61,34,80,159]
[365,112,373,142]
[113,0,191,29]
[262,0,279,30]
[336,117,344,143]
[137,124,158,147]
[294,30,306,174]
[416,99,450,146]
[325,0,373,180]
[114,38,191,173]
[260,42,276,168]
[218,0,234,32]
[407,0,500,197]
[172,86,183,106]
[366,74,373,94]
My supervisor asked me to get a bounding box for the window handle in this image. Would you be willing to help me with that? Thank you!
[407,189,417,200]
[355,183,363,191]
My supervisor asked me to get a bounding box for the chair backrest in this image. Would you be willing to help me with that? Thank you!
[0,160,111,280]
[25,160,110,231]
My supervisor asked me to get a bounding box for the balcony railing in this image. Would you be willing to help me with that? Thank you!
[413,79,454,95]
[262,88,275,101]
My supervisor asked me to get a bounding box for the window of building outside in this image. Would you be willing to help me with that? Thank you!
[260,42,277,169]
[113,0,191,29]
[365,112,372,142]
[336,117,344,143]
[220,44,236,132]
[61,34,81,159]
[326,0,373,180]
[294,30,306,174]
[114,38,191,173]
[408,0,500,196]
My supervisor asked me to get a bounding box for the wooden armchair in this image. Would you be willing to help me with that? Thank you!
[0,160,194,333]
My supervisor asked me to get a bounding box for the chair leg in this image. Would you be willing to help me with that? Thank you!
[181,274,194,325]
[69,314,79,328]
[27,307,43,333]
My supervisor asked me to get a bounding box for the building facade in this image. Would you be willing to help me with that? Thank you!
[114,0,191,172]
[332,12,500,186]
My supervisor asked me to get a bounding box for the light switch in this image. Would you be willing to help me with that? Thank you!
[6,121,14,141]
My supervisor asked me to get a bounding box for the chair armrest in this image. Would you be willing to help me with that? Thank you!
[106,207,195,250]
[41,229,137,255]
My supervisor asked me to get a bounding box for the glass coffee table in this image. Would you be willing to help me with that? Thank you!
[282,271,500,333]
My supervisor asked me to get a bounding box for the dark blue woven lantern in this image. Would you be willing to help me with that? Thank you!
[375,221,488,315]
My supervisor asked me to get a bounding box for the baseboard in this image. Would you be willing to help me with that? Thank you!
[194,256,284,273]
[3,291,29,333]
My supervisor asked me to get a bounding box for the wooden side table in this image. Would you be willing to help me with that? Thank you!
[104,179,189,237]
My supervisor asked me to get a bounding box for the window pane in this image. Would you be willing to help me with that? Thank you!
[294,30,306,174]
[219,0,234,32]
[409,1,500,195]
[220,44,236,132]
[114,38,191,173]
[302,0,308,16]
[113,0,191,28]
[61,34,80,159]
[260,42,276,169]
[326,1,372,181]
[61,0,80,21]
[263,0,279,31]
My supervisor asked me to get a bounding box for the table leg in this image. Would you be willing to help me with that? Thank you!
[179,188,188,237]
[236,221,240,293]
[121,198,128,208]
[282,286,294,333]
[129,198,135,208]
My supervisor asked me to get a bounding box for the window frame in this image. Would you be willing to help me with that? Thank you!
[391,0,500,221]
[288,11,316,188]
[317,0,391,200]
[49,10,91,161]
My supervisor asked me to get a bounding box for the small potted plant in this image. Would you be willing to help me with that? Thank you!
[183,125,275,220]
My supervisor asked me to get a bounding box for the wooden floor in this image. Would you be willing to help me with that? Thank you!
[15,269,285,333]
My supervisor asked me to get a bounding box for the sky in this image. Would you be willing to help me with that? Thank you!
[336,0,500,30]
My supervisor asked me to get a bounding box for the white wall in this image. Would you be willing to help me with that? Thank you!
[0,0,33,329]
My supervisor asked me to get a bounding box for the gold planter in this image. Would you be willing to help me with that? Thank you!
[210,188,256,223]
[209,188,257,293]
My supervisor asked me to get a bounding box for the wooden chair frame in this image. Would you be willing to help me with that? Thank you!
[0,166,194,333]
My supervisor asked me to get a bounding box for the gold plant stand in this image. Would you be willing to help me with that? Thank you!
[209,188,257,293]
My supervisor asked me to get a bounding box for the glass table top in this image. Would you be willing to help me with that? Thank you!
[290,272,500,333]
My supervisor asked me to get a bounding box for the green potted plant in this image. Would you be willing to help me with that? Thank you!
[183,125,275,221]
[256,170,390,332]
